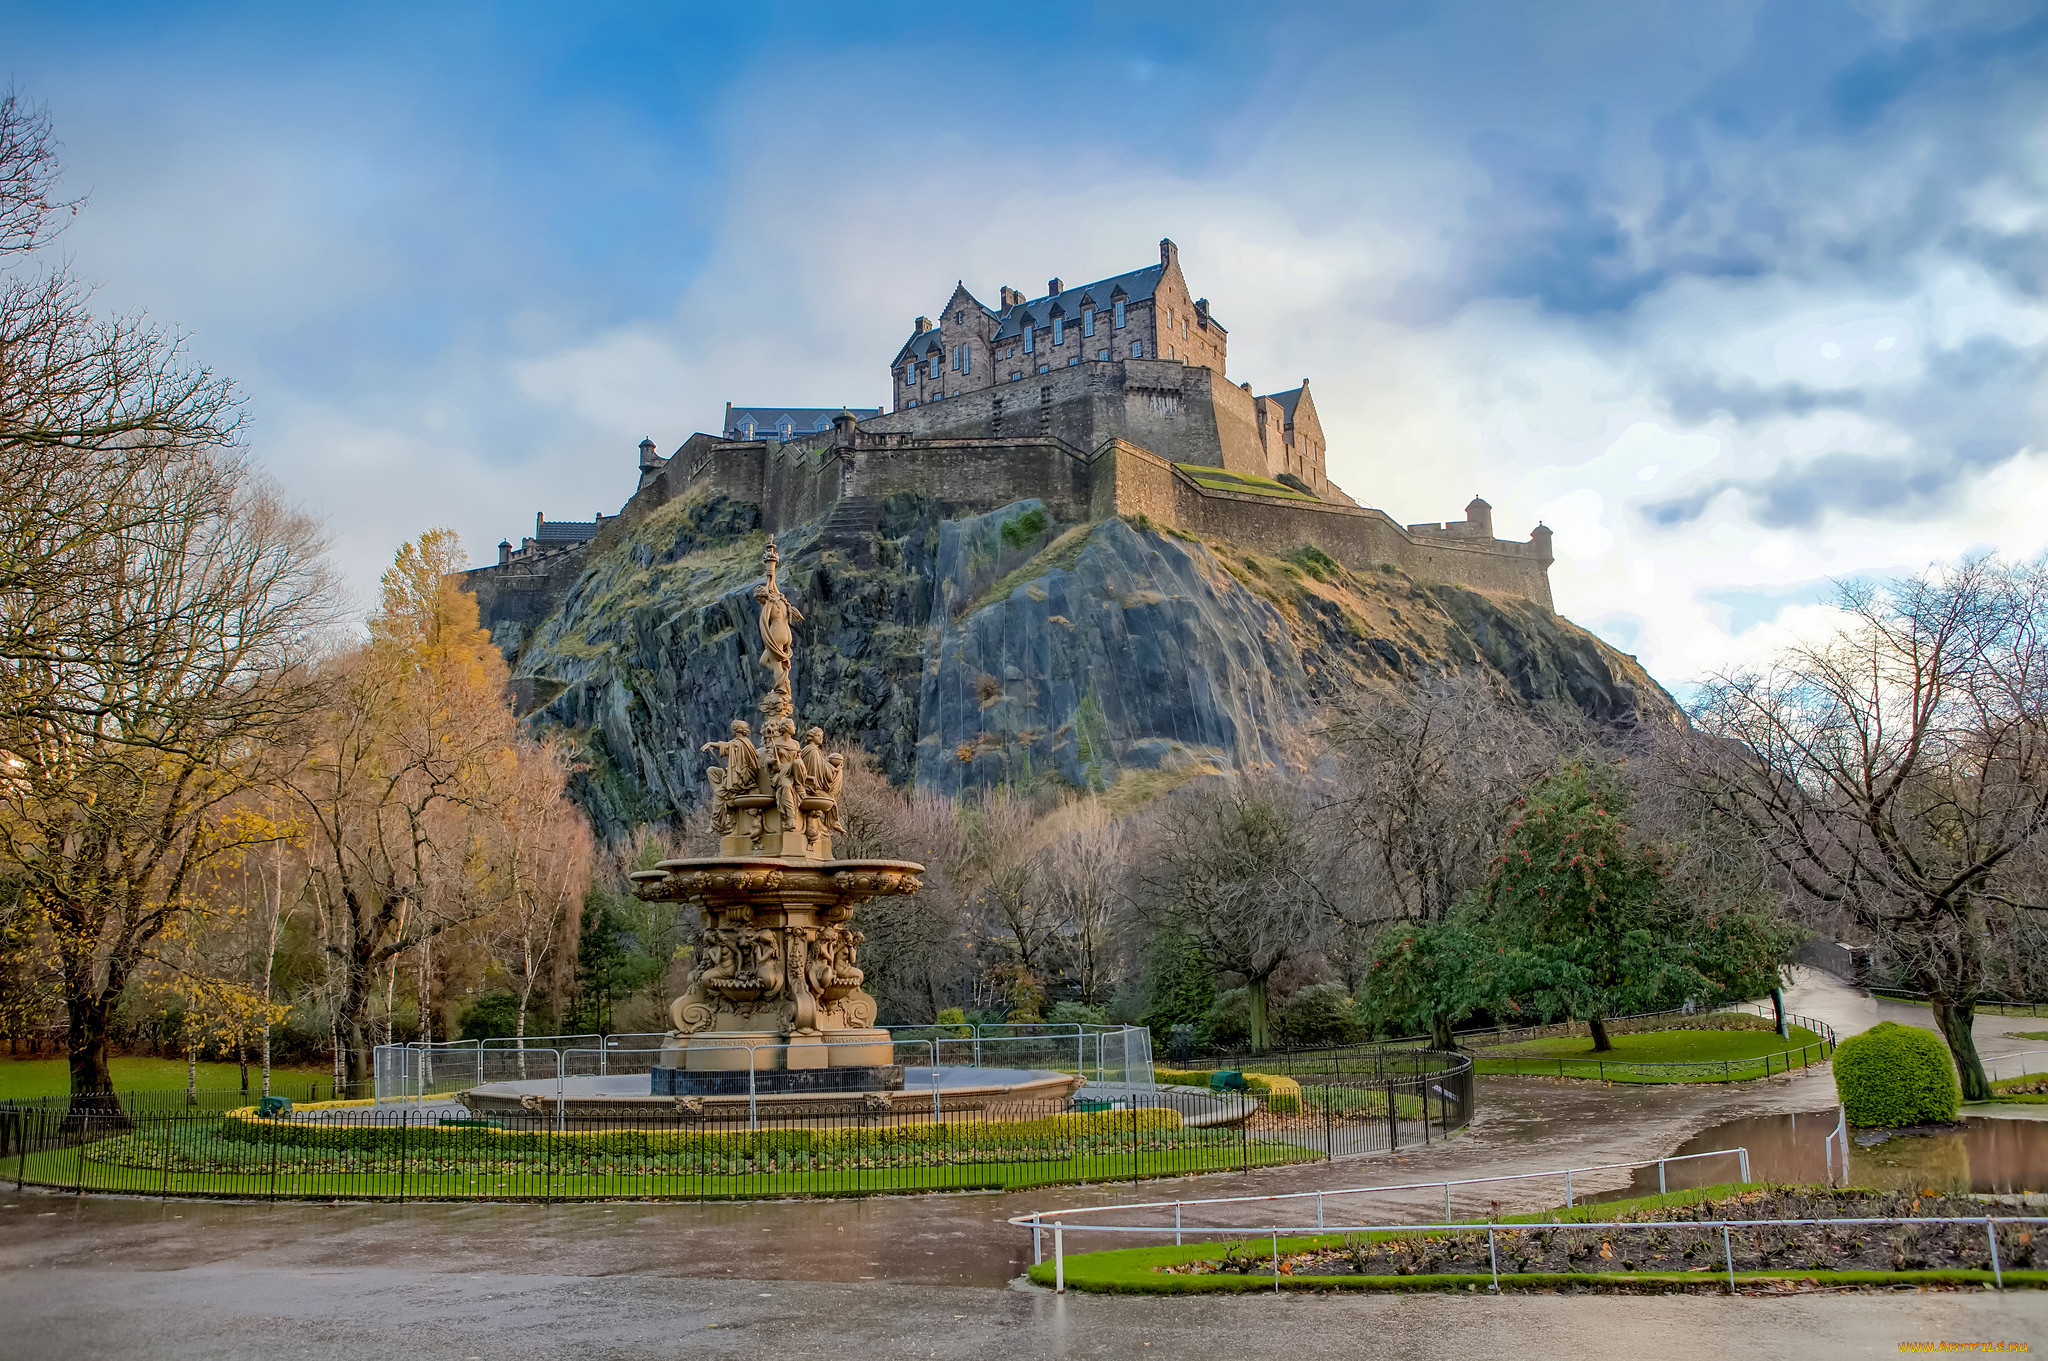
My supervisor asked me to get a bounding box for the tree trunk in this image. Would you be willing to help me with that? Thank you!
[1430,1012,1459,1053]
[185,1044,198,1106]
[1930,994,1992,1103]
[63,988,125,1127]
[1247,977,1270,1055]
[1770,986,1787,1039]
[238,1036,249,1095]
[1587,1013,1613,1053]
[261,1024,272,1099]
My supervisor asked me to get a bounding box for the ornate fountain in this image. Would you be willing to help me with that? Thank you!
[626,543,924,1095]
[456,543,1080,1121]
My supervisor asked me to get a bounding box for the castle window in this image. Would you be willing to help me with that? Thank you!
[905,366,916,386]
[954,311,963,323]
[740,418,756,438]
[1037,364,1050,374]
[1024,327,1034,355]
[1131,340,1143,358]
[929,357,941,380]
[1011,372,1023,381]
[1113,299,1125,328]
[1082,308,1094,337]
[961,344,971,376]
[1052,316,1063,345]
[777,418,793,438]
[1097,349,1109,361]
[1068,356,1079,366]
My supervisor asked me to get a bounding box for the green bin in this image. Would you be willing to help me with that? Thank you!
[258,1096,293,1118]
[1209,1070,1247,1092]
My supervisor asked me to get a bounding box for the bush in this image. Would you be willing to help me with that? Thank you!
[1834,1021,1960,1127]
[1203,988,1251,1051]
[1275,983,1363,1049]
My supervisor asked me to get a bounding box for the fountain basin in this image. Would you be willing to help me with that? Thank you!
[457,1066,1084,1124]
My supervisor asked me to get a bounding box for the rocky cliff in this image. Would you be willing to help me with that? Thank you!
[505,492,1681,837]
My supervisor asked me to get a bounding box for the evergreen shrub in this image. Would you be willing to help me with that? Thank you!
[1834,1021,1960,1127]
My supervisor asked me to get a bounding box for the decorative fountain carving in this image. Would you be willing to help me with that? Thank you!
[630,543,924,1092]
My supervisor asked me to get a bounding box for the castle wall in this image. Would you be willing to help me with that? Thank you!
[864,357,1270,476]
[1099,443,1555,608]
[843,438,1092,524]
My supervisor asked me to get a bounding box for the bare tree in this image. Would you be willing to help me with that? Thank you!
[961,786,1060,1017]
[1040,798,1126,1006]
[834,759,970,1022]
[487,735,593,1050]
[1692,559,2048,1099]
[1329,677,1568,926]
[1131,776,1337,1053]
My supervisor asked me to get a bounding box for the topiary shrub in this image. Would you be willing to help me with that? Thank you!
[1834,1021,1960,1127]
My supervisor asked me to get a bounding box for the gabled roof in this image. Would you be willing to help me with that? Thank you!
[535,519,602,544]
[724,405,881,438]
[1262,385,1306,422]
[990,263,1168,342]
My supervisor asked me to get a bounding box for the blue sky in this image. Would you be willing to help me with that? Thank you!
[8,0,2046,690]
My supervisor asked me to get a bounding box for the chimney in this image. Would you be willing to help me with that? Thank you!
[1194,298,1210,327]
[1465,496,1494,538]
[1160,238,1178,269]
[1047,277,1062,297]
[535,512,545,536]
[498,540,512,566]
[638,436,659,471]
[914,316,934,333]
[999,286,1018,309]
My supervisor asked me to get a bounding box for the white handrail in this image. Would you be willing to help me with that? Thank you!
[1012,1144,1752,1264]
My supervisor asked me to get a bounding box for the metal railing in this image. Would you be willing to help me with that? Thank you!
[371,1024,1155,1104]
[2,1084,1328,1203]
[1981,1049,2048,1084]
[1014,1145,1754,1282]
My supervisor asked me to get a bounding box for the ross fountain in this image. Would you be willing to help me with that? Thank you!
[458,543,1081,1121]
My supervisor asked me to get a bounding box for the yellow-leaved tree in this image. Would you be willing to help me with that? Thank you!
[288,529,590,1089]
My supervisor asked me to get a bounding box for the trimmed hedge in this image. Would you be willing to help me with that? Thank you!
[1153,1068,1302,1114]
[217,1104,1182,1156]
[1834,1021,1959,1127]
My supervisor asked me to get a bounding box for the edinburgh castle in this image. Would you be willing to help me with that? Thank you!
[467,239,1557,645]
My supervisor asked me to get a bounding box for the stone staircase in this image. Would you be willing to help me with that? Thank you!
[820,495,883,562]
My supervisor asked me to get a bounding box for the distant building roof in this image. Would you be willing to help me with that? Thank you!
[892,260,1216,365]
[534,515,603,544]
[724,405,881,440]
[1264,385,1306,421]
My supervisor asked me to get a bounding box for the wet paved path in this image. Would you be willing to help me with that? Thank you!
[3,971,2043,1356]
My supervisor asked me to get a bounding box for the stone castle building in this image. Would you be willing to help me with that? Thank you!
[467,239,1554,641]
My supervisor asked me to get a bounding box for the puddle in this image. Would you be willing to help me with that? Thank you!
[1601,1110,2048,1200]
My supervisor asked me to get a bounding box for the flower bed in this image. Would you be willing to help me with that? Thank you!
[1029,1186,2048,1294]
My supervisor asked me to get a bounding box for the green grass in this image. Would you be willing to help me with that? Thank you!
[15,1139,1309,1201]
[0,1057,332,1102]
[1172,464,1321,502]
[1469,1026,1826,1083]
[1022,1183,2048,1294]
[2011,1030,2048,1042]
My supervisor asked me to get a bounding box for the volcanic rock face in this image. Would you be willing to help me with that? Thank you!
[507,493,1681,837]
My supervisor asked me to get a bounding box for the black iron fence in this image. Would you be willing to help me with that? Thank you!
[1,1052,1474,1203]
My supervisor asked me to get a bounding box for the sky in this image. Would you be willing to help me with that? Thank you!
[7,0,2046,699]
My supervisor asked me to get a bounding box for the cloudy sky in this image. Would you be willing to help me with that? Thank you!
[9,1,2046,697]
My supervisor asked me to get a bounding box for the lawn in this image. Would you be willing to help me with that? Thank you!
[1469,1026,1826,1083]
[0,1056,333,1103]
[14,1121,1315,1200]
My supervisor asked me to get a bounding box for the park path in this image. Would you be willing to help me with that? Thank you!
[0,972,2029,1293]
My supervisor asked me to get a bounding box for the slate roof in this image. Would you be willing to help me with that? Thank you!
[1263,386,1306,421]
[988,264,1169,343]
[724,405,881,439]
[535,518,603,544]
[890,258,1225,366]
